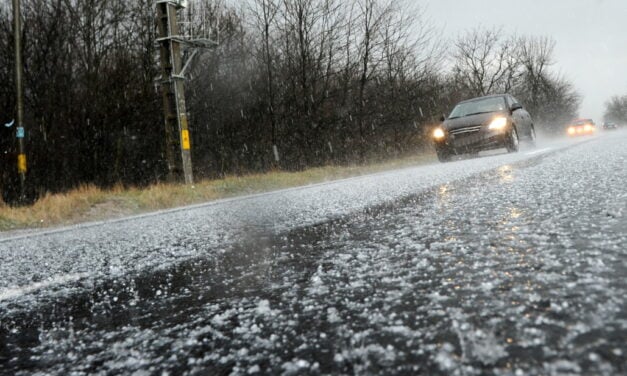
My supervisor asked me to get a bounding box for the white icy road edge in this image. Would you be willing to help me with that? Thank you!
[0,137,589,303]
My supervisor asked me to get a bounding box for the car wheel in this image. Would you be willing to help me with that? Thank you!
[436,148,452,162]
[506,126,519,153]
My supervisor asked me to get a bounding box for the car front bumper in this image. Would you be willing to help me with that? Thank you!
[435,129,509,154]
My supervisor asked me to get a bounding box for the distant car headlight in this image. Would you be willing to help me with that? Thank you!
[488,117,508,131]
[584,124,593,132]
[568,127,576,135]
[433,127,446,140]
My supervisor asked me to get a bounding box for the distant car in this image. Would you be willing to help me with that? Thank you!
[602,122,618,130]
[432,94,536,162]
[567,119,596,136]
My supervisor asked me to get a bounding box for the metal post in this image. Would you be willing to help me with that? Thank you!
[13,0,26,200]
[156,1,194,184]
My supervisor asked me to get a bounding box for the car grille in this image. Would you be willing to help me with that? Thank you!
[449,125,484,148]
[449,125,482,136]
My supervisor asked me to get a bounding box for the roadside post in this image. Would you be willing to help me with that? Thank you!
[155,0,218,185]
[156,0,193,184]
[13,0,26,201]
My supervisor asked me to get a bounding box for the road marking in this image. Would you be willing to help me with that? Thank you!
[0,273,88,302]
[526,147,552,156]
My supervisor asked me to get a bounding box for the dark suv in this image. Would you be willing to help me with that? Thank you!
[432,94,536,162]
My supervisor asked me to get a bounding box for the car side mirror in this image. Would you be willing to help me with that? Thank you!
[439,115,446,122]
[510,103,523,112]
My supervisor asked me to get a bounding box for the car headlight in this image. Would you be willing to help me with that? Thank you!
[488,117,508,131]
[568,127,576,135]
[584,124,593,132]
[433,128,446,140]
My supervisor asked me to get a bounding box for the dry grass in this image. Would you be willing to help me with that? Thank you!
[0,152,434,232]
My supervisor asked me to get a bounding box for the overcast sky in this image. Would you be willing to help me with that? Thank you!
[422,0,627,122]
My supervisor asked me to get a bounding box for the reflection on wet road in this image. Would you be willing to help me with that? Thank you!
[1,133,626,375]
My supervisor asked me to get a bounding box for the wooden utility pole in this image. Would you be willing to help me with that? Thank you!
[156,0,194,184]
[13,0,26,200]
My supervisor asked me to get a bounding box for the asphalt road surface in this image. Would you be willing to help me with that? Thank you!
[1,131,626,375]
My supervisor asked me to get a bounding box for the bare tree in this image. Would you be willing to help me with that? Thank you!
[604,95,627,124]
[377,2,441,153]
[512,36,581,131]
[517,36,555,111]
[452,27,520,96]
[249,0,280,163]
[450,28,580,133]
[533,74,581,132]
[354,0,393,158]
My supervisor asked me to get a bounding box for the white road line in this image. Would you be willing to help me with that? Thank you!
[0,273,88,302]
[526,147,552,156]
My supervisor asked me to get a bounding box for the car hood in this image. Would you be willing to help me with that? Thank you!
[443,112,506,130]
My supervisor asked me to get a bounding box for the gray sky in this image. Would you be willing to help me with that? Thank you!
[422,0,627,122]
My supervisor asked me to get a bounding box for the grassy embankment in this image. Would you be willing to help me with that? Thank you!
[0,153,435,232]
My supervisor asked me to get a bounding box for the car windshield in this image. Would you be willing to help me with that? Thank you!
[449,97,507,119]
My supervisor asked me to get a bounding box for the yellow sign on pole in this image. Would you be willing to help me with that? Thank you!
[17,153,27,173]
[181,129,191,150]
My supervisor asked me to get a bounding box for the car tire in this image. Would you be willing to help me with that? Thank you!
[436,148,452,162]
[506,126,519,153]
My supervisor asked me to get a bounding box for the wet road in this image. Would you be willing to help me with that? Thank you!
[1,132,626,375]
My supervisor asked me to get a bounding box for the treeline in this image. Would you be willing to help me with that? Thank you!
[0,0,580,204]
[185,0,443,176]
[603,95,627,124]
[0,0,163,203]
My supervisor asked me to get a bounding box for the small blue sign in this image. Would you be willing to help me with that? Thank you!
[16,127,25,139]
